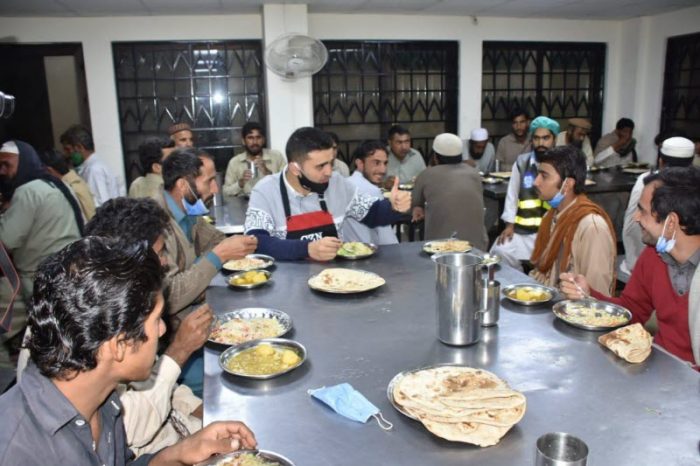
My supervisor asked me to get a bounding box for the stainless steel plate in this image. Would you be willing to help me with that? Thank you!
[195,449,295,466]
[336,242,378,260]
[502,283,557,306]
[227,270,272,290]
[399,183,414,191]
[307,268,385,293]
[209,308,292,346]
[219,338,307,379]
[222,254,275,272]
[553,299,632,331]
[422,239,472,254]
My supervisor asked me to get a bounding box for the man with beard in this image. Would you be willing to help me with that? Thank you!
[529,145,616,294]
[161,148,258,316]
[490,116,559,271]
[223,122,286,197]
[593,117,637,168]
[168,122,195,148]
[412,133,488,250]
[0,140,83,363]
[384,124,426,188]
[495,108,532,172]
[462,128,495,174]
[341,140,398,245]
[555,118,593,166]
[245,127,410,261]
[561,167,700,365]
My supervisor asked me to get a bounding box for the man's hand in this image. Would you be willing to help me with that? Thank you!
[612,133,631,153]
[213,235,258,262]
[164,305,214,367]
[253,157,270,176]
[412,206,425,222]
[496,223,515,245]
[308,236,342,261]
[389,177,411,212]
[151,421,257,466]
[238,170,253,188]
[382,175,397,191]
[559,272,591,300]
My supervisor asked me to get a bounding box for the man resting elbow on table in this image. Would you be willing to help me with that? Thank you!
[244,127,411,261]
[560,166,700,366]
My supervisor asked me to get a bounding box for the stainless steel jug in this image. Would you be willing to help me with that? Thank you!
[432,252,488,346]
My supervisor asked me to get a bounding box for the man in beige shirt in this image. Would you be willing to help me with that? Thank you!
[530,145,616,295]
[129,138,165,201]
[38,148,96,221]
[223,122,286,197]
[593,118,637,168]
[495,108,532,172]
[555,117,594,166]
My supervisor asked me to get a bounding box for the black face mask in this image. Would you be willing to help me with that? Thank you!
[298,170,329,195]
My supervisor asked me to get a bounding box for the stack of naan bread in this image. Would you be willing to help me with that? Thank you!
[392,366,526,447]
[308,268,385,292]
[598,323,653,363]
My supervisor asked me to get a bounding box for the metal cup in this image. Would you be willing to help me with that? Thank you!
[481,280,500,327]
[248,160,257,178]
[494,159,501,173]
[535,432,588,466]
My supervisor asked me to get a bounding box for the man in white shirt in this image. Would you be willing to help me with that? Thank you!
[60,124,125,206]
[328,131,350,177]
[384,124,426,188]
[463,128,496,174]
[342,140,398,245]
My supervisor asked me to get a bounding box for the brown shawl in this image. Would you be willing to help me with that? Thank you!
[531,194,617,275]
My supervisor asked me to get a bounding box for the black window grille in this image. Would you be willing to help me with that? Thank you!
[313,41,459,165]
[112,40,265,183]
[482,42,606,146]
[661,32,700,140]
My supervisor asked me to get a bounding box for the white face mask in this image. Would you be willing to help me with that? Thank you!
[655,216,676,254]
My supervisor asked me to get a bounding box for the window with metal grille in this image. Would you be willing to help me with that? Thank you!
[313,41,458,165]
[482,42,606,146]
[112,41,265,183]
[661,32,700,141]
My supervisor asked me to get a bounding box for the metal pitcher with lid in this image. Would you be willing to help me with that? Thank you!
[432,252,489,346]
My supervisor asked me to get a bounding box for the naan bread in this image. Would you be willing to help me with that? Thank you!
[598,323,653,363]
[308,268,385,292]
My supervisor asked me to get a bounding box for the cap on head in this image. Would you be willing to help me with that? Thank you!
[568,118,592,131]
[168,123,191,136]
[530,116,560,137]
[0,141,19,155]
[433,133,463,157]
[661,137,695,159]
[470,128,489,142]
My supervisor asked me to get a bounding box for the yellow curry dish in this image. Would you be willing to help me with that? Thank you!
[224,342,303,377]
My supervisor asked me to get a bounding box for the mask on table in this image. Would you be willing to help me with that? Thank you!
[183,182,209,216]
[295,162,329,195]
[548,179,568,209]
[655,216,676,254]
[308,383,393,430]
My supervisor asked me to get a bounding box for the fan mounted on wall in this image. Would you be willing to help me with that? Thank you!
[265,33,329,80]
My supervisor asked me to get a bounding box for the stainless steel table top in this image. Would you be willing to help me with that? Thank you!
[204,242,700,466]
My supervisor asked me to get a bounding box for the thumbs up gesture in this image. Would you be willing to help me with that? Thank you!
[389,177,411,212]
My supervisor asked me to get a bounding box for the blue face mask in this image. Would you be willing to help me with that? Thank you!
[655,216,677,254]
[183,183,209,216]
[308,383,393,430]
[547,179,568,209]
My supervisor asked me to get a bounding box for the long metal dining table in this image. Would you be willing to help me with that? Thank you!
[203,241,700,466]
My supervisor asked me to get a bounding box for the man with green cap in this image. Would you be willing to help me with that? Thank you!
[490,116,559,271]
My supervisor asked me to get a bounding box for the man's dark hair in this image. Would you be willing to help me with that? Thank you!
[242,121,265,139]
[285,127,334,163]
[352,140,386,162]
[86,197,169,247]
[387,125,410,140]
[644,167,700,235]
[26,237,163,379]
[59,124,95,151]
[510,107,529,121]
[138,138,165,175]
[536,145,587,194]
[37,149,69,176]
[327,132,340,145]
[615,118,635,131]
[162,148,202,191]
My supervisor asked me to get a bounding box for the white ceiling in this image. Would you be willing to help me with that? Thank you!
[1,0,699,20]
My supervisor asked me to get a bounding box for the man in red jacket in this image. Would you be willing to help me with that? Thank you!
[561,167,700,365]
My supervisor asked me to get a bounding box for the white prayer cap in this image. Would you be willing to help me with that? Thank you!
[0,141,19,155]
[433,133,463,157]
[470,128,489,142]
[661,137,694,159]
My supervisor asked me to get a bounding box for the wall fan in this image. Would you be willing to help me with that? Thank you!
[265,33,329,80]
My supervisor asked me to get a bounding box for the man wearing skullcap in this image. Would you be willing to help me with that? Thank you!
[556,118,594,166]
[169,122,194,148]
[412,133,488,249]
[490,116,558,271]
[593,118,637,168]
[463,128,495,174]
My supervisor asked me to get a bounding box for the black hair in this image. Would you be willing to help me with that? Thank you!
[535,145,587,194]
[242,121,265,139]
[615,118,635,131]
[388,125,410,140]
[352,140,386,162]
[59,124,95,151]
[644,167,700,235]
[37,148,69,176]
[86,197,169,247]
[285,127,333,163]
[138,138,165,175]
[326,132,340,145]
[26,237,163,379]
[162,148,202,191]
[510,107,529,121]
[436,154,462,165]
[659,153,694,168]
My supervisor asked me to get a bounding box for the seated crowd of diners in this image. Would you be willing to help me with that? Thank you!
[0,112,699,463]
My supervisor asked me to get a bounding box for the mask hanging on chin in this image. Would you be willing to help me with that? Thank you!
[655,217,677,254]
[182,182,209,216]
[547,179,568,209]
[295,163,329,195]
